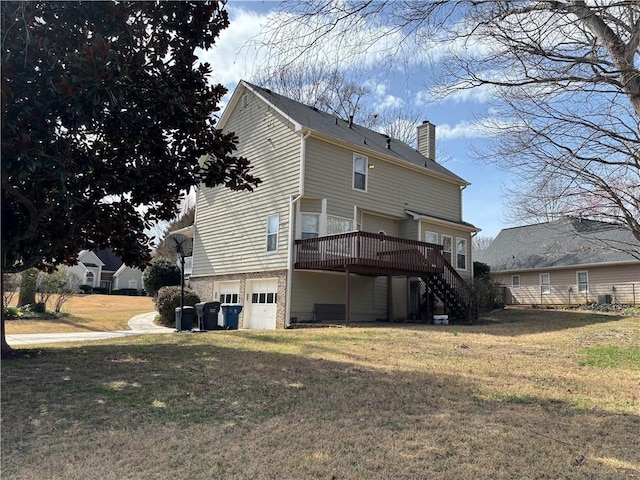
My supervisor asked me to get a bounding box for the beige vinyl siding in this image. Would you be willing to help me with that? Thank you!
[290,271,387,322]
[399,219,419,241]
[361,213,401,236]
[304,137,462,222]
[114,267,143,290]
[299,197,322,213]
[497,263,640,305]
[192,90,300,277]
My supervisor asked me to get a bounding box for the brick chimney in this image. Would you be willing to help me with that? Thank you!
[416,120,436,161]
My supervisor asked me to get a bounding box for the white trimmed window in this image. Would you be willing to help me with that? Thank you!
[456,238,467,270]
[85,271,95,286]
[327,216,353,235]
[353,154,368,191]
[540,273,551,294]
[266,214,279,252]
[425,231,438,244]
[512,275,520,288]
[301,213,319,239]
[442,235,453,264]
[577,271,589,293]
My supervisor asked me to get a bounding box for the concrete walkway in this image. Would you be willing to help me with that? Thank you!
[6,312,174,346]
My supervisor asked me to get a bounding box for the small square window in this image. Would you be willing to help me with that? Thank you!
[512,275,520,288]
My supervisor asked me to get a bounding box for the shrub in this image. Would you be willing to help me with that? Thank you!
[155,286,200,327]
[79,284,93,294]
[2,273,20,309]
[143,257,181,297]
[3,306,21,319]
[92,287,110,294]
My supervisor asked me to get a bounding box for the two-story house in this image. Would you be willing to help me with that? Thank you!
[188,81,479,329]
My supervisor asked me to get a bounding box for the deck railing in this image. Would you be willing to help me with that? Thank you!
[294,231,443,275]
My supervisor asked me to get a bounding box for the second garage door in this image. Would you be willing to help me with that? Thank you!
[245,279,278,329]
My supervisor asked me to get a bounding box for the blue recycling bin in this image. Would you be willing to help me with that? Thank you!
[175,306,195,331]
[221,304,243,330]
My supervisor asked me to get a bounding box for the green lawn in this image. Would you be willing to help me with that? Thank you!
[2,308,639,479]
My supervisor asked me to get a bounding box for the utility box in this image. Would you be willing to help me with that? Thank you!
[195,301,221,330]
[175,306,195,331]
[221,304,243,330]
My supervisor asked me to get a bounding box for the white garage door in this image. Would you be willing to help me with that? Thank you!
[217,281,240,327]
[245,279,278,330]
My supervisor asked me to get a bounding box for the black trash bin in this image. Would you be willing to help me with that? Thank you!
[195,301,221,331]
[175,306,195,331]
[221,304,243,330]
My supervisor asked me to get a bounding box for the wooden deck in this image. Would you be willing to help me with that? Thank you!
[294,231,444,276]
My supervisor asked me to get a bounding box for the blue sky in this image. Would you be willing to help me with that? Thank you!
[197,1,513,239]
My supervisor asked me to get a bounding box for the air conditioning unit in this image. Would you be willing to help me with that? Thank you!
[597,294,612,304]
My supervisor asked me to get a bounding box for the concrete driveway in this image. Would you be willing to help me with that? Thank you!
[5,312,173,346]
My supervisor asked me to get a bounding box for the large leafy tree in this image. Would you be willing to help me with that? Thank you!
[1,1,260,355]
[265,1,640,243]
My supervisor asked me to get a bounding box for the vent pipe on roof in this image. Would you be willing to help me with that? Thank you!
[348,115,353,128]
[417,120,436,162]
[386,138,391,149]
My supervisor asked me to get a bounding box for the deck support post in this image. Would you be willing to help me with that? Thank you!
[345,266,351,326]
[387,276,394,322]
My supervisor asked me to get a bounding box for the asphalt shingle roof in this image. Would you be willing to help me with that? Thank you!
[475,217,640,272]
[244,81,468,185]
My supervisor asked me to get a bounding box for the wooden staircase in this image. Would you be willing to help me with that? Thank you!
[421,255,478,322]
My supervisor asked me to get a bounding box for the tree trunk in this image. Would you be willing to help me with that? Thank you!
[17,268,37,307]
[1,314,13,358]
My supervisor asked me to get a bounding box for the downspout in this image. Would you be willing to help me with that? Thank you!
[285,129,311,327]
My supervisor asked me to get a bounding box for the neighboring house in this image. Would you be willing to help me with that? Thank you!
[187,80,479,329]
[475,217,640,305]
[68,249,144,293]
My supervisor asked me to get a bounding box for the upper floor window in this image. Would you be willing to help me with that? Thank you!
[442,235,453,264]
[353,154,368,191]
[266,214,279,252]
[540,273,550,294]
[301,213,319,239]
[327,216,353,235]
[425,231,438,245]
[577,271,589,293]
[456,238,467,270]
[512,275,520,288]
[241,93,249,107]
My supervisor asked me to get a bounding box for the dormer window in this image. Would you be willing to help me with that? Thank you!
[353,153,368,191]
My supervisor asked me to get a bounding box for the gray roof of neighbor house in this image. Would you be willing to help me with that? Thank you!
[475,217,640,272]
[242,81,468,186]
[94,249,124,272]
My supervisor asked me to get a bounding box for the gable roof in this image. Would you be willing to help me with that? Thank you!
[475,217,640,272]
[94,249,125,272]
[222,80,468,186]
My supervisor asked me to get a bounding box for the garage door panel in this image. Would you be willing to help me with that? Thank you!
[246,279,278,330]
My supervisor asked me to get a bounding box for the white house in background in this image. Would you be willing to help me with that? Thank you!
[68,249,144,293]
[187,80,479,329]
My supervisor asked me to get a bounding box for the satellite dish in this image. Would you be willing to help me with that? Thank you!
[164,233,193,257]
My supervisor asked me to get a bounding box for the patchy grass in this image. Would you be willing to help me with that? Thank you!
[577,346,640,368]
[2,308,639,479]
[4,294,154,333]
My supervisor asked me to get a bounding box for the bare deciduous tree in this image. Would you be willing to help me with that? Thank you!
[265,1,640,242]
[472,235,495,251]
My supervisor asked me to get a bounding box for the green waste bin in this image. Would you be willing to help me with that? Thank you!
[175,306,195,331]
[221,304,242,330]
